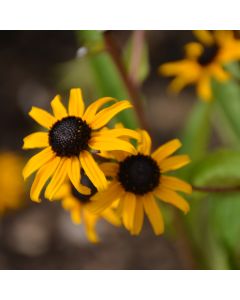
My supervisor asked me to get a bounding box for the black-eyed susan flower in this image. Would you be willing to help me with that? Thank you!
[0,152,25,215]
[89,131,192,235]
[53,173,121,243]
[160,30,240,101]
[23,88,139,202]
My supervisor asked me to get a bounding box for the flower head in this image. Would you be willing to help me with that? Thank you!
[159,30,240,101]
[53,172,121,243]
[0,152,25,215]
[23,88,139,202]
[89,131,192,235]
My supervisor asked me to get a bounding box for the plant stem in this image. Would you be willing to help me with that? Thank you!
[103,31,149,131]
[192,185,240,193]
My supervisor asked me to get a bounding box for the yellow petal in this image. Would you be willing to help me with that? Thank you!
[62,196,78,210]
[196,75,212,101]
[101,208,121,227]
[67,157,91,195]
[92,128,140,140]
[142,193,164,235]
[160,175,192,194]
[184,42,203,59]
[159,155,190,173]
[137,130,152,155]
[90,100,133,130]
[83,210,99,243]
[23,132,49,149]
[131,197,144,235]
[29,107,56,129]
[80,150,107,192]
[89,136,137,155]
[122,192,136,231]
[89,181,122,214]
[71,208,82,224]
[54,183,71,199]
[193,30,214,46]
[68,88,85,117]
[152,139,182,163]
[211,64,230,82]
[99,162,119,178]
[154,187,190,214]
[82,97,115,124]
[51,95,68,119]
[45,158,69,200]
[22,147,54,180]
[30,157,61,202]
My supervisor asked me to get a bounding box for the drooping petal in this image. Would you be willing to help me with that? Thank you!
[160,175,192,194]
[137,130,151,155]
[80,150,107,191]
[89,136,137,155]
[99,162,119,178]
[30,157,61,202]
[196,75,212,101]
[68,88,85,117]
[101,209,121,227]
[71,208,82,224]
[23,132,49,149]
[90,101,133,130]
[83,210,99,243]
[122,192,136,231]
[151,139,181,163]
[193,30,214,46]
[67,156,91,195]
[184,42,203,59]
[89,181,123,214]
[131,197,144,235]
[82,97,115,124]
[51,95,68,119]
[29,107,56,129]
[159,155,190,173]
[211,64,230,82]
[44,158,69,200]
[23,147,54,180]
[154,186,190,214]
[142,193,164,235]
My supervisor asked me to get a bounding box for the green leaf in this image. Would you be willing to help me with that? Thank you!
[77,30,139,129]
[212,79,240,140]
[123,33,150,84]
[224,61,240,80]
[191,149,240,186]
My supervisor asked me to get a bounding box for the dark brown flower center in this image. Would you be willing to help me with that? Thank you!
[118,154,160,195]
[49,116,91,157]
[197,44,219,66]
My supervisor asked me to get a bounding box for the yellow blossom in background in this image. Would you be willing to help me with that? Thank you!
[53,175,121,243]
[0,152,25,215]
[89,130,192,235]
[159,30,240,101]
[22,88,139,202]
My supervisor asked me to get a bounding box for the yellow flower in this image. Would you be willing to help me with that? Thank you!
[0,152,25,215]
[159,30,240,101]
[89,130,192,235]
[53,174,121,243]
[22,88,139,202]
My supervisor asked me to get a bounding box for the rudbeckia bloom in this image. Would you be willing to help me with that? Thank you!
[0,152,25,215]
[23,88,139,202]
[89,131,192,235]
[160,30,240,101]
[53,173,121,243]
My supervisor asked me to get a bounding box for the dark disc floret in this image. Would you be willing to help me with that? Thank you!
[71,170,97,204]
[197,44,219,66]
[118,154,160,195]
[49,116,91,157]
